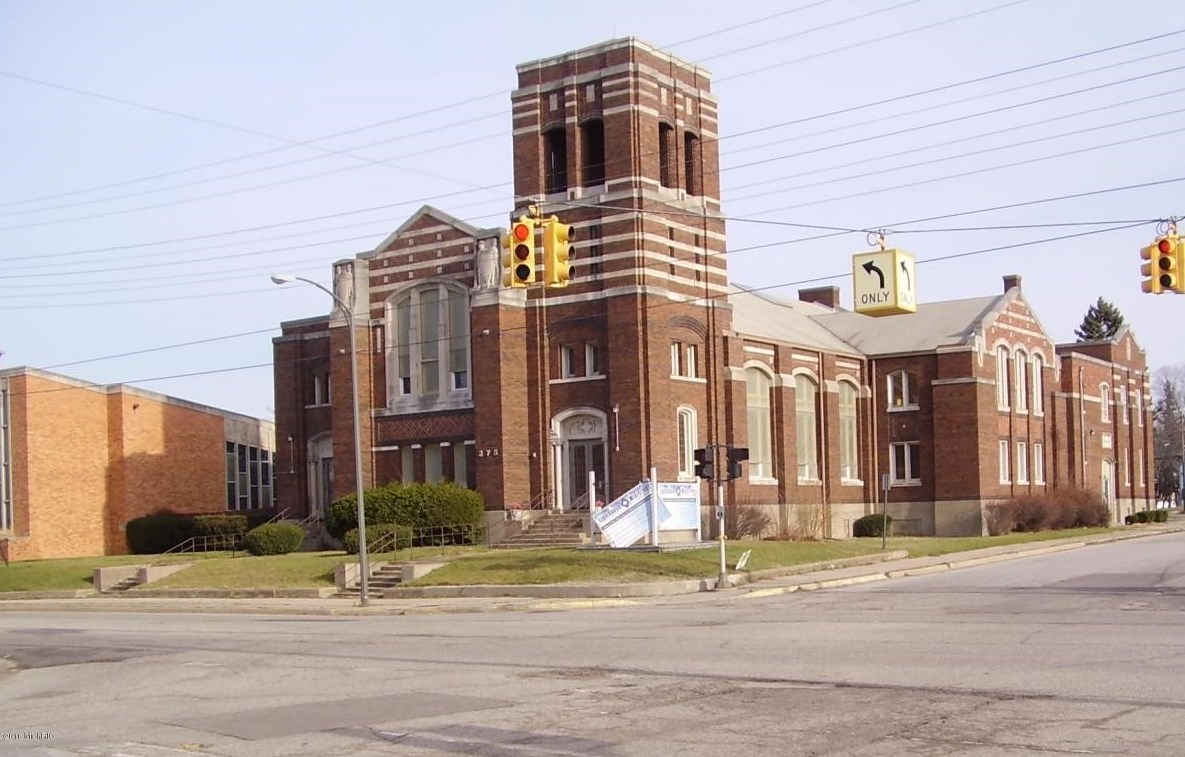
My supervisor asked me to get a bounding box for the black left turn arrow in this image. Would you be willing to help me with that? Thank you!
[862,260,885,288]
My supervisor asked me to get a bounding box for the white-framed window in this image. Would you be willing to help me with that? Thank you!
[387,283,469,401]
[838,381,859,480]
[999,439,1011,483]
[795,374,819,481]
[453,445,468,487]
[1124,447,1131,485]
[1100,383,1110,422]
[1117,388,1128,425]
[1014,349,1029,413]
[996,346,1010,409]
[1139,448,1145,486]
[1134,390,1143,427]
[560,345,577,378]
[425,444,443,483]
[1033,442,1045,484]
[671,341,700,378]
[311,371,330,406]
[887,370,917,410]
[890,441,920,484]
[1031,355,1044,415]
[585,343,602,376]
[746,366,773,480]
[1016,441,1029,484]
[677,406,697,479]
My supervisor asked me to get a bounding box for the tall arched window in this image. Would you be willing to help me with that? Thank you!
[1031,355,1044,415]
[580,119,605,186]
[838,381,859,480]
[1100,383,1111,422]
[683,131,702,195]
[677,406,697,479]
[658,123,675,188]
[996,346,1010,409]
[1014,348,1029,412]
[544,127,568,194]
[746,367,772,479]
[387,283,470,404]
[796,374,819,481]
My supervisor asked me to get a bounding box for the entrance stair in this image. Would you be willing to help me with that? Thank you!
[495,511,588,549]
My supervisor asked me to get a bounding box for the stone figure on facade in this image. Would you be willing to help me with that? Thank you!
[475,237,499,290]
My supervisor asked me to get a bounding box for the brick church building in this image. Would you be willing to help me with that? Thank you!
[272,38,1154,538]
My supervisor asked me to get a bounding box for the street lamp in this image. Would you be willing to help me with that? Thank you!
[271,273,370,606]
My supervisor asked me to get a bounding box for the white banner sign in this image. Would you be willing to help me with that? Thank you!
[594,480,670,548]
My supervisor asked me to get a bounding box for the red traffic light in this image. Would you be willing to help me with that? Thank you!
[513,223,531,242]
[1159,238,1173,255]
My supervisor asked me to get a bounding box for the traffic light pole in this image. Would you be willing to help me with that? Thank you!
[716,478,727,590]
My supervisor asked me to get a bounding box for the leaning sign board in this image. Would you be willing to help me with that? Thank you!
[593,480,670,548]
[852,248,917,316]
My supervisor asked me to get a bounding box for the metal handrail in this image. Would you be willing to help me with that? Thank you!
[527,488,554,510]
[161,532,243,556]
[264,507,291,525]
[570,490,591,511]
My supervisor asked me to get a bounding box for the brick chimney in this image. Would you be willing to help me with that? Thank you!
[798,286,841,309]
[1003,274,1022,293]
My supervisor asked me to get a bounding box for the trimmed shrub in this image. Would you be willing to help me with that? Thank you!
[126,514,197,554]
[853,513,892,538]
[193,514,248,537]
[243,523,305,556]
[1156,509,1170,523]
[1128,509,1169,524]
[246,511,280,530]
[989,489,1110,535]
[342,523,413,555]
[327,481,486,540]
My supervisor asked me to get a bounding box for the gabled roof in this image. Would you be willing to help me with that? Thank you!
[812,295,1002,355]
[728,286,860,355]
[367,205,492,257]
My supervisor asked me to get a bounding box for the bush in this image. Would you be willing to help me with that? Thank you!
[725,504,773,539]
[126,514,197,554]
[242,523,305,556]
[1128,509,1169,525]
[326,481,486,540]
[193,514,248,537]
[988,489,1110,535]
[342,523,413,555]
[853,513,892,538]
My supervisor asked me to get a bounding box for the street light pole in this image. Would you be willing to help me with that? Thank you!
[271,273,369,606]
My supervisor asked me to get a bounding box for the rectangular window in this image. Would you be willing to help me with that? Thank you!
[1124,448,1131,485]
[1032,358,1044,415]
[226,441,274,510]
[397,298,412,395]
[1015,356,1028,413]
[999,439,1011,483]
[996,348,1010,409]
[1016,441,1029,484]
[453,444,468,488]
[312,371,330,406]
[1135,391,1143,427]
[448,289,468,391]
[420,288,441,396]
[1117,389,1128,425]
[1139,448,1145,486]
[561,345,577,378]
[401,446,414,483]
[1033,442,1045,484]
[585,343,602,376]
[0,381,11,532]
[685,344,698,378]
[425,444,443,483]
[890,441,920,483]
[670,342,681,377]
[659,124,674,188]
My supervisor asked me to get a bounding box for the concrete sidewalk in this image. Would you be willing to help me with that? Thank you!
[1,523,1181,616]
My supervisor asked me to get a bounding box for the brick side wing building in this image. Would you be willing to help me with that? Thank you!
[271,38,1153,538]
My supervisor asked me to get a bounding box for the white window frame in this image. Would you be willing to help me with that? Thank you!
[890,441,920,484]
[1033,442,1045,484]
[312,371,331,406]
[1100,383,1110,422]
[387,283,470,404]
[795,373,819,481]
[1134,390,1143,427]
[685,344,698,379]
[996,346,1010,409]
[1117,388,1128,425]
[887,370,917,410]
[560,345,577,379]
[999,439,1011,483]
[1031,355,1044,415]
[1014,349,1028,413]
[677,406,697,480]
[1124,447,1131,486]
[838,380,859,481]
[746,365,775,482]
[585,343,602,376]
[1016,441,1029,484]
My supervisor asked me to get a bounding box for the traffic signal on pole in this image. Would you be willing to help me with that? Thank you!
[542,216,574,288]
[726,446,749,480]
[1141,236,1178,295]
[502,217,537,288]
[693,447,714,480]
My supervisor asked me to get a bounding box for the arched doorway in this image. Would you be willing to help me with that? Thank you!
[307,433,334,519]
[551,409,609,511]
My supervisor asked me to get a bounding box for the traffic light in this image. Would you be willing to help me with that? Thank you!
[693,447,714,480]
[502,217,536,288]
[1141,236,1178,295]
[542,216,574,288]
[726,446,749,480]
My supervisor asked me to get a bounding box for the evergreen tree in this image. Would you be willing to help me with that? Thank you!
[1074,297,1125,341]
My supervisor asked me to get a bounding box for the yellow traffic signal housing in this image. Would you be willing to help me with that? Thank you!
[1141,236,1178,295]
[502,217,537,288]
[542,217,574,288]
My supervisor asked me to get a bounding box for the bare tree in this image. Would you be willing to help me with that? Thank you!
[1152,366,1185,504]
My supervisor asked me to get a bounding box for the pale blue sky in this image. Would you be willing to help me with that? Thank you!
[2,0,1182,419]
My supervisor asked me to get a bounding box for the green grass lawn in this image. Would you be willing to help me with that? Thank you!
[0,525,1137,593]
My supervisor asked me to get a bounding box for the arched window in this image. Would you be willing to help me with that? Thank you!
[1100,383,1111,422]
[683,131,702,195]
[996,346,1010,409]
[795,374,819,481]
[838,381,859,480]
[387,283,469,404]
[1031,355,1044,415]
[544,127,568,194]
[658,123,675,188]
[677,406,697,479]
[746,367,772,479]
[887,370,917,409]
[1014,348,1029,412]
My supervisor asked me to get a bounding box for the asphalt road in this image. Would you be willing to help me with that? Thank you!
[2,531,1184,756]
